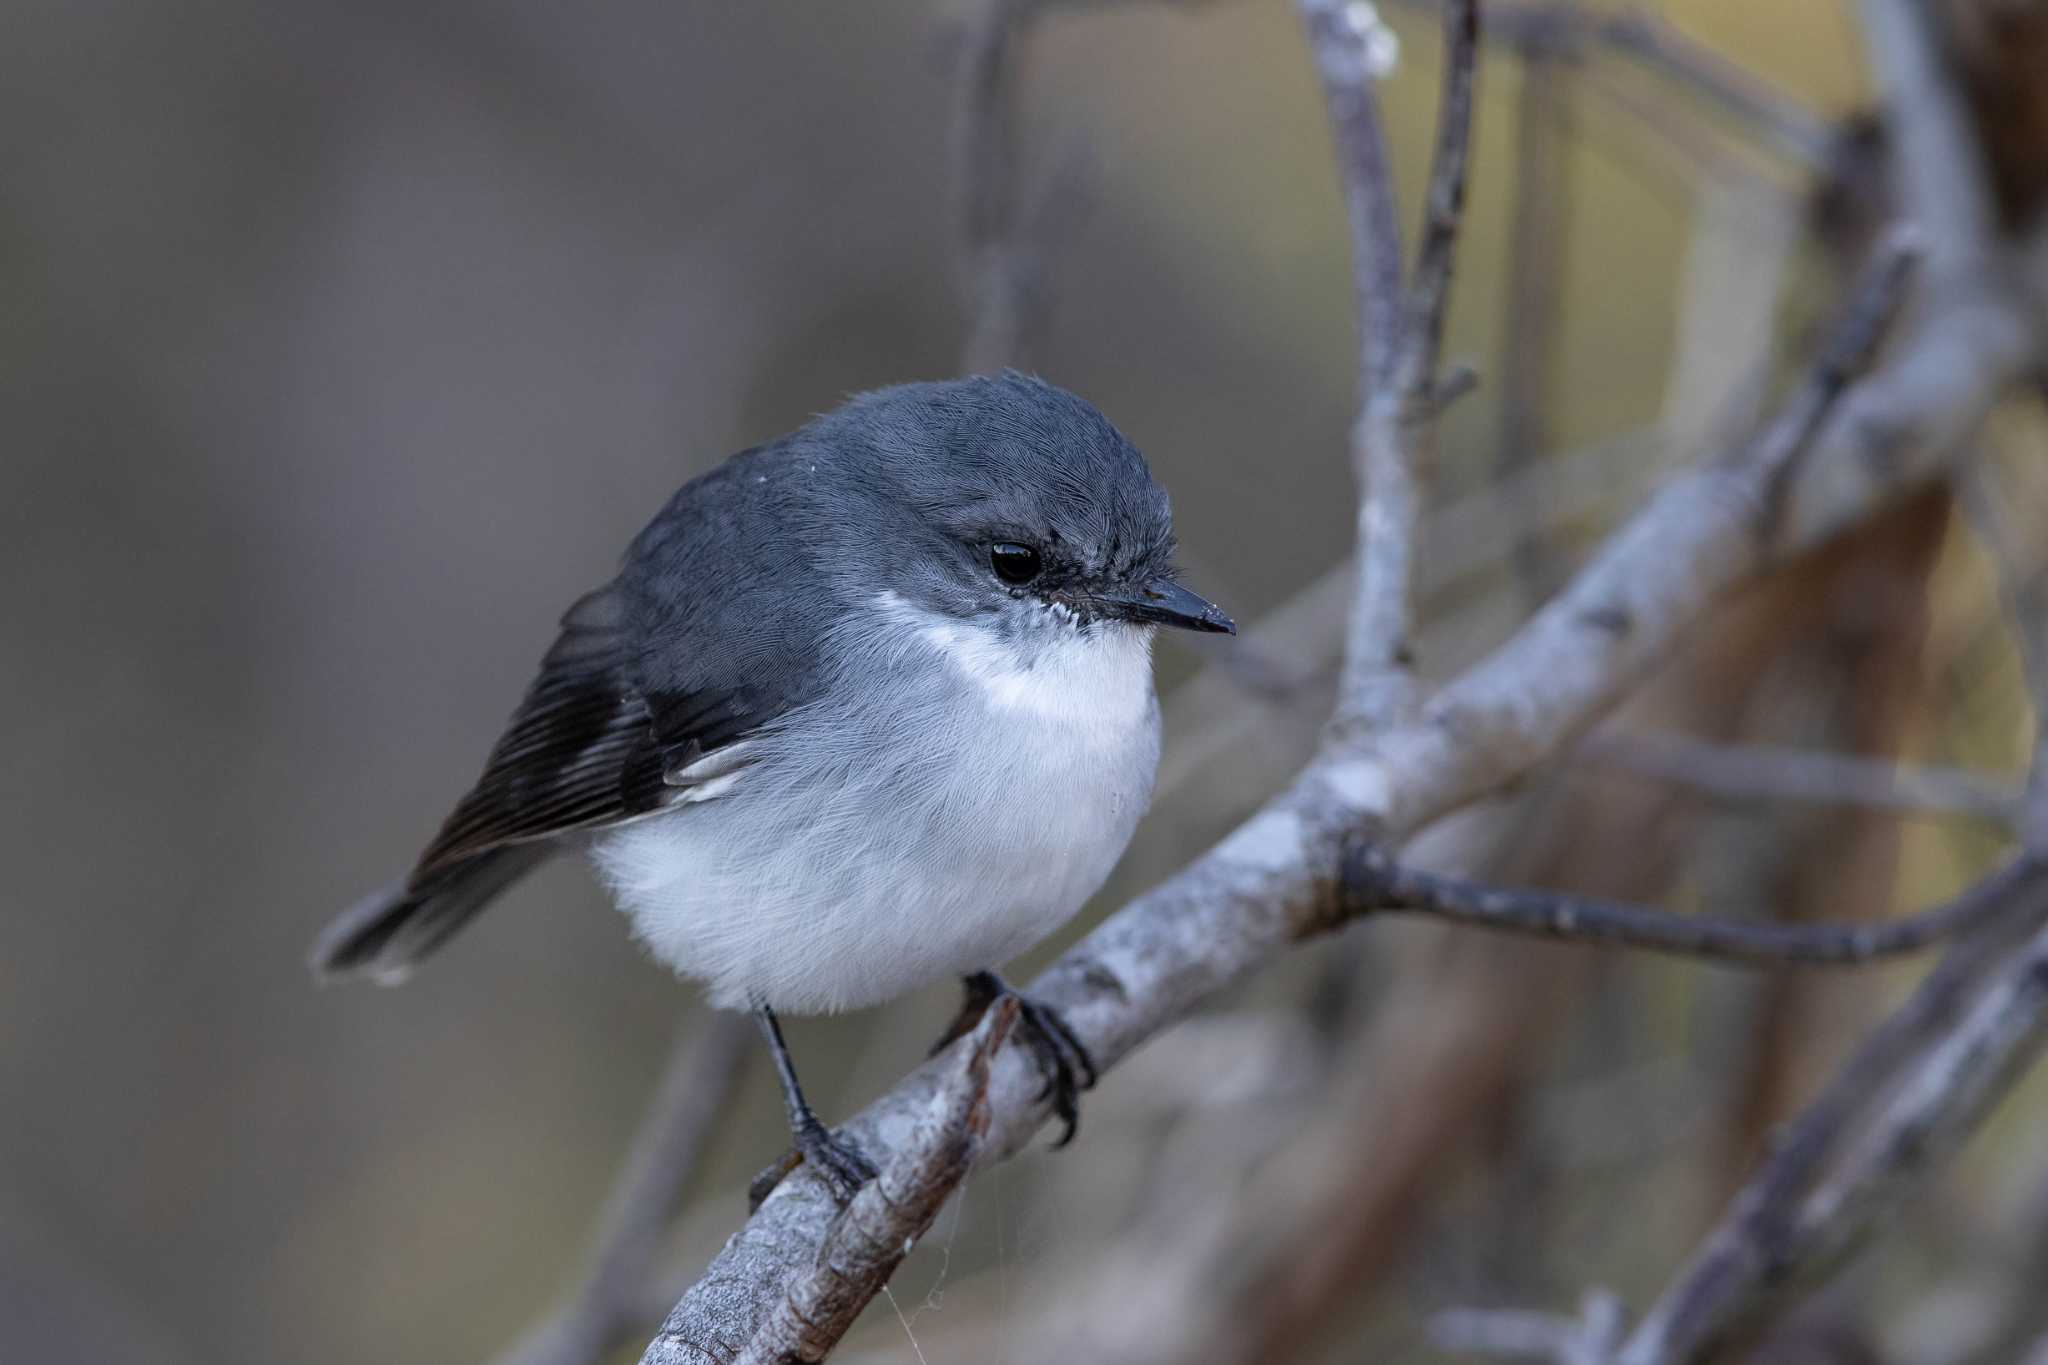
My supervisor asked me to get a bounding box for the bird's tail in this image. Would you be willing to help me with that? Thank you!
[310,844,553,984]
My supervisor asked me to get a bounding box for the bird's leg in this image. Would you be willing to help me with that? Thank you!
[747,1001,877,1210]
[929,970,1098,1147]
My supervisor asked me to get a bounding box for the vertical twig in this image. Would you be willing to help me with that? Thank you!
[1301,0,1481,737]
[1859,0,1999,272]
[1496,10,1570,601]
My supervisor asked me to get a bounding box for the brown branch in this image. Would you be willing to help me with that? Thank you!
[495,1013,753,1365]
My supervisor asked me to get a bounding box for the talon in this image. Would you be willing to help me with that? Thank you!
[796,1113,877,1202]
[749,1116,876,1211]
[927,971,1003,1058]
[935,971,1097,1148]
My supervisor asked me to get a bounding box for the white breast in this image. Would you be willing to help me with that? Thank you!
[591,596,1160,1014]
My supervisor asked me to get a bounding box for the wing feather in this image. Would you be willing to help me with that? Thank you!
[408,587,759,879]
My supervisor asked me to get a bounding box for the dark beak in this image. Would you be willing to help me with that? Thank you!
[1095,580,1236,635]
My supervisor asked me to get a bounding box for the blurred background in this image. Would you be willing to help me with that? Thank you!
[7,1,2047,1361]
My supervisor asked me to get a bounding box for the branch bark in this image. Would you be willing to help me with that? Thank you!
[1303,0,1479,734]
[633,6,2045,1360]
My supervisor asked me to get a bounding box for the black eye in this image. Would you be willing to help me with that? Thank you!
[989,542,1042,586]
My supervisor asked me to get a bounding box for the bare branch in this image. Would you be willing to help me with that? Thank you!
[639,998,1016,1365]
[1859,0,1999,270]
[1617,865,2048,1365]
[1359,229,1921,839]
[1496,18,1570,602]
[1575,730,2027,832]
[1344,843,2037,968]
[1298,0,1405,391]
[1303,0,1481,735]
[1435,1290,1626,1365]
[629,4,2048,1348]
[1401,0,1479,392]
[496,1014,752,1365]
[1391,0,1835,172]
[1592,9,1834,171]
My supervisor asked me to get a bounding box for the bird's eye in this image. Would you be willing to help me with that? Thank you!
[989,542,1043,586]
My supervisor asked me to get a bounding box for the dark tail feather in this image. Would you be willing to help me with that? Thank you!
[310,844,554,984]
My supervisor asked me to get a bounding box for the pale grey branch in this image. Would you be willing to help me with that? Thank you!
[1301,0,1480,735]
[641,999,1016,1365]
[1576,730,2026,832]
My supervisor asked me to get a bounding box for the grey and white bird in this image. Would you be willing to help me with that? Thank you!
[312,372,1234,1199]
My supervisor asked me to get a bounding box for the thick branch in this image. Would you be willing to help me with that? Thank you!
[640,1000,1016,1364]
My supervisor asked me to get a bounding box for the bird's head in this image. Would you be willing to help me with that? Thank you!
[806,373,1235,647]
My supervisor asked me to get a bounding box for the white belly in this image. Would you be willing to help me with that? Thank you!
[592,607,1160,1013]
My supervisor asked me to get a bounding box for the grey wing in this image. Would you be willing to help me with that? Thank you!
[314,442,820,984]
[312,585,776,982]
[411,586,756,876]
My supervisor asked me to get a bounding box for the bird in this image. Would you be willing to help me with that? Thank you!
[310,372,1235,1202]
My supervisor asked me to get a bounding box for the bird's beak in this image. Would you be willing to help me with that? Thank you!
[1094,580,1236,634]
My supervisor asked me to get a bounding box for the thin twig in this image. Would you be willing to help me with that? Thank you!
[1389,0,1835,171]
[1303,0,1481,735]
[1496,10,1571,602]
[1618,866,2048,1365]
[1299,0,1405,392]
[1576,730,2026,832]
[1344,843,2037,968]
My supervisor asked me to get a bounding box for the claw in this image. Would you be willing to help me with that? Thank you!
[747,1114,877,1212]
[933,971,1097,1148]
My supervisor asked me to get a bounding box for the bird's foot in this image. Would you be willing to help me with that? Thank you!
[747,1110,878,1212]
[931,970,1097,1147]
